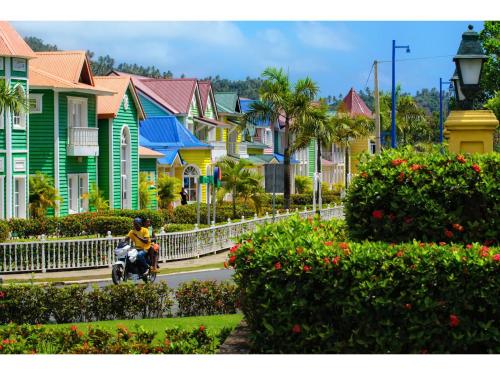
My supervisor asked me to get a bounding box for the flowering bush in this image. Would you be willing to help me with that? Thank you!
[175,280,239,317]
[345,148,499,244]
[230,216,500,353]
[0,323,231,354]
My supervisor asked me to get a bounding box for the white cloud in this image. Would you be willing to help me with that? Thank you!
[296,22,353,51]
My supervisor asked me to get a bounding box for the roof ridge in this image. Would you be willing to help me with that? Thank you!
[35,50,87,55]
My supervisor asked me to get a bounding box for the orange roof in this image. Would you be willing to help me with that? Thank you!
[139,146,164,158]
[30,51,94,86]
[0,21,36,59]
[29,67,115,95]
[94,76,145,120]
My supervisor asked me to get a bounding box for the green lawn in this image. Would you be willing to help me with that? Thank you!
[46,314,243,344]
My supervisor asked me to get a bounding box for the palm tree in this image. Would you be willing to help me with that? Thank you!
[216,157,263,218]
[28,172,61,218]
[82,184,109,213]
[0,79,28,117]
[329,103,374,187]
[157,175,181,210]
[244,67,318,209]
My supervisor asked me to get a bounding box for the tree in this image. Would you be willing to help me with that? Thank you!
[90,54,115,76]
[157,175,181,210]
[82,184,109,213]
[24,36,58,52]
[29,172,61,218]
[294,176,312,194]
[479,21,500,103]
[216,157,264,217]
[139,172,153,209]
[245,67,318,209]
[0,79,28,116]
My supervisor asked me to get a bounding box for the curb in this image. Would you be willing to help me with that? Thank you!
[3,267,226,285]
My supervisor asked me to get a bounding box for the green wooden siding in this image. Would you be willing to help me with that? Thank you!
[58,92,97,216]
[308,140,316,177]
[204,99,214,119]
[138,92,171,118]
[139,158,157,210]
[29,90,55,177]
[99,88,139,210]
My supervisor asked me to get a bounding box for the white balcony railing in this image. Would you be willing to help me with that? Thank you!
[67,127,99,157]
[210,141,227,161]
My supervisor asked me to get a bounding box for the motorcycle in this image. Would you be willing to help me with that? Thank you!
[111,241,157,285]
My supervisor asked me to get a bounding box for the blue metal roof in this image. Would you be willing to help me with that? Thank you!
[155,148,184,166]
[240,99,270,127]
[140,116,211,149]
[274,153,299,164]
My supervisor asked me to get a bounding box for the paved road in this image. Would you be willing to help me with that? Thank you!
[84,268,235,290]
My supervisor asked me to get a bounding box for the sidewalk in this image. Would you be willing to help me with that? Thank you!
[0,250,229,283]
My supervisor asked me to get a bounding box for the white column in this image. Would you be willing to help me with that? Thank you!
[54,90,60,216]
[5,57,12,219]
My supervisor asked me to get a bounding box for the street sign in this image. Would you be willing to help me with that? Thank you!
[264,164,285,193]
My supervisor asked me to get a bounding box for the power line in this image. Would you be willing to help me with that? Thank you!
[377,54,455,63]
[364,61,375,88]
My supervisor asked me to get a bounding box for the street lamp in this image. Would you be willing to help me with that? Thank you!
[452,25,488,109]
[439,78,452,144]
[451,69,466,104]
[391,40,411,148]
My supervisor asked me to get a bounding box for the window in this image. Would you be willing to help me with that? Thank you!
[68,174,88,214]
[0,58,4,70]
[29,94,43,114]
[120,127,131,209]
[0,108,3,129]
[13,158,26,172]
[12,85,27,130]
[0,157,4,173]
[68,97,88,128]
[369,140,376,155]
[123,95,129,110]
[13,176,26,219]
[183,165,199,202]
[12,58,26,72]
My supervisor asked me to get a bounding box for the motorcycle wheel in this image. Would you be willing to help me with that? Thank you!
[112,264,125,285]
[143,269,157,284]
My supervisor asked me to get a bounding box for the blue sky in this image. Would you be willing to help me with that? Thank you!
[13,21,484,97]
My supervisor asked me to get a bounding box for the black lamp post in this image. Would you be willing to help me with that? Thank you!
[452,25,488,110]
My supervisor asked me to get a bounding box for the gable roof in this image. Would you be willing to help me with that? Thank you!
[215,92,240,114]
[342,88,373,118]
[31,51,94,86]
[0,21,36,59]
[139,146,164,158]
[198,81,211,114]
[140,116,211,149]
[94,76,145,120]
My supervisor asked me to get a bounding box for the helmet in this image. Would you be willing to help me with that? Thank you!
[133,217,143,225]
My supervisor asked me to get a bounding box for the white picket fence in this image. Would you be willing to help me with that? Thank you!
[0,205,344,274]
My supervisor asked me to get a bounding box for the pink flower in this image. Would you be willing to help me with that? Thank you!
[493,254,500,262]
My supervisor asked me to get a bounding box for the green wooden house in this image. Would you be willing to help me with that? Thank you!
[28,51,114,216]
[94,76,145,210]
[0,21,36,219]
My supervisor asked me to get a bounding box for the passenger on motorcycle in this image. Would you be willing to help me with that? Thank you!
[143,218,160,272]
[126,217,151,276]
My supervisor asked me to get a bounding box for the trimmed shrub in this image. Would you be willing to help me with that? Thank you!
[173,204,255,224]
[231,216,500,353]
[108,209,164,229]
[58,213,98,237]
[8,217,59,239]
[163,223,197,233]
[345,148,499,244]
[0,220,10,242]
[175,280,239,317]
[88,216,132,236]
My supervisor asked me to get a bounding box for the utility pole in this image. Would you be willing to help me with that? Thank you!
[373,60,382,154]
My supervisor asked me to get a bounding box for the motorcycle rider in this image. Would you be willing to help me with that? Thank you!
[143,218,160,271]
[126,217,151,276]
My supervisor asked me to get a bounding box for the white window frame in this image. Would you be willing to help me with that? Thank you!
[0,176,4,220]
[12,58,26,72]
[12,85,27,130]
[0,108,4,129]
[13,176,27,219]
[120,127,132,209]
[123,94,129,111]
[67,97,88,128]
[183,165,200,203]
[13,158,26,172]
[0,157,4,173]
[29,94,43,114]
[68,173,89,214]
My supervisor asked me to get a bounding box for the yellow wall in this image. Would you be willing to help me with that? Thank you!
[350,136,370,174]
[179,149,212,202]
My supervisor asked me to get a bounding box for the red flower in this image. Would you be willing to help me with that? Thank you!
[466,244,473,249]
[396,251,404,257]
[229,255,237,264]
[0,291,5,299]
[274,262,282,270]
[419,242,425,247]
[323,257,330,265]
[398,172,405,182]
[456,155,466,164]
[439,242,447,246]
[472,164,481,173]
[444,229,453,239]
[452,223,464,232]
[492,254,500,262]
[292,324,301,334]
[404,303,412,310]
[339,242,349,250]
[303,265,312,272]
[410,164,423,171]
[332,256,341,265]
[449,314,460,328]
[199,325,205,332]
[372,210,384,220]
[2,339,9,345]
[391,159,406,167]
[481,246,490,252]
[404,216,413,224]
[70,325,78,331]
[360,172,368,178]
[324,241,333,246]
[230,244,241,253]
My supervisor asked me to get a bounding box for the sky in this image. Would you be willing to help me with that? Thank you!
[13,21,485,97]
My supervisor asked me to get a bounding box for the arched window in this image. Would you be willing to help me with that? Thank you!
[183,165,199,202]
[12,85,27,129]
[120,127,131,209]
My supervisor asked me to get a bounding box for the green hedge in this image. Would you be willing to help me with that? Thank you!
[172,204,256,224]
[0,323,231,354]
[0,221,9,242]
[263,193,340,206]
[345,148,499,244]
[231,215,500,353]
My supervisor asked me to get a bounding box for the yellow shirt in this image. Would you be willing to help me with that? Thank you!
[127,228,151,250]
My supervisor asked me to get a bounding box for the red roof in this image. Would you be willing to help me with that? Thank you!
[0,21,36,59]
[342,88,373,118]
[198,81,211,114]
